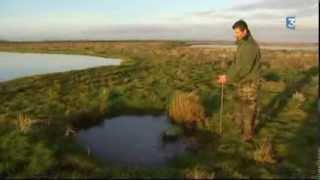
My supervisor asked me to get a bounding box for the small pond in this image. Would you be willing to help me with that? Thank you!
[0,52,121,82]
[76,115,190,168]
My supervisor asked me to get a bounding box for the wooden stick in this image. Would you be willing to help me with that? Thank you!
[219,83,224,135]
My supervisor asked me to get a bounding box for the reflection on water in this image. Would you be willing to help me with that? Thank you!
[76,115,188,167]
[0,52,121,81]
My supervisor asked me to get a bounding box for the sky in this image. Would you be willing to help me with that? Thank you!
[0,0,318,42]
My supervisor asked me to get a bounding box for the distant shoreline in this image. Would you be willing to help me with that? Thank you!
[0,40,318,51]
[0,40,318,45]
[189,44,318,51]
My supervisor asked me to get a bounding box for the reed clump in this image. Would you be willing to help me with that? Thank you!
[168,91,207,128]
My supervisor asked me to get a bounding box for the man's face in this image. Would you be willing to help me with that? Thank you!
[234,28,247,41]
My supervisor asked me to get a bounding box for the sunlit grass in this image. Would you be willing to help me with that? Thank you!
[0,41,318,178]
[168,91,208,128]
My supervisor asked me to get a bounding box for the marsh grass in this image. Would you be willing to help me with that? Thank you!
[0,41,318,178]
[253,136,277,164]
[16,113,33,134]
[184,165,215,179]
[168,91,208,129]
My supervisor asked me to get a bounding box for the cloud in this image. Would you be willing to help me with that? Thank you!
[83,0,319,42]
[230,0,317,11]
[79,20,318,43]
[0,0,318,42]
[180,0,318,42]
[81,24,232,41]
[190,0,318,25]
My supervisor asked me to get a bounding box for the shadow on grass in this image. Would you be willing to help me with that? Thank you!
[256,66,318,133]
[254,66,318,177]
[275,101,319,178]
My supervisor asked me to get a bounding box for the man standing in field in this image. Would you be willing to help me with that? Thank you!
[217,19,261,142]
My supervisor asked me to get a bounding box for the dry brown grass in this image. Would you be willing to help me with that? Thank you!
[168,91,207,128]
[253,136,277,164]
[16,113,33,133]
[64,126,76,137]
[184,165,215,179]
[261,50,318,70]
[261,81,286,93]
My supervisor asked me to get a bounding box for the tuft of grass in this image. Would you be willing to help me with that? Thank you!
[291,91,306,104]
[16,113,33,134]
[168,91,208,128]
[253,136,277,164]
[184,165,215,179]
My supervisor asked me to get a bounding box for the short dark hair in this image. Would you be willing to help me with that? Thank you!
[232,19,249,32]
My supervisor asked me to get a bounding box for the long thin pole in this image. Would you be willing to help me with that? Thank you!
[219,84,224,135]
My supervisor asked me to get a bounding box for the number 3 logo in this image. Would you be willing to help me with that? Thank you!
[286,16,296,30]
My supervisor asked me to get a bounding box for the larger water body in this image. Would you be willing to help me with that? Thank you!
[0,52,122,82]
[0,52,190,167]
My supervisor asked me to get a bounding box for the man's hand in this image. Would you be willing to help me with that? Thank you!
[217,74,228,85]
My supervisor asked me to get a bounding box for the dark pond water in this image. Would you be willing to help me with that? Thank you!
[76,115,189,168]
[0,52,121,82]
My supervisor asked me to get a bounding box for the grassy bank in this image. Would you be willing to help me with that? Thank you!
[0,41,318,178]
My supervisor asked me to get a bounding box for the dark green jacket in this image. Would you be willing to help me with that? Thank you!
[227,34,261,84]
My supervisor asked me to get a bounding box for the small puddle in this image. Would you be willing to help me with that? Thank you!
[76,115,189,167]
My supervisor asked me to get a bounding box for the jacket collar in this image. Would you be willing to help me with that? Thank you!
[236,34,252,46]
